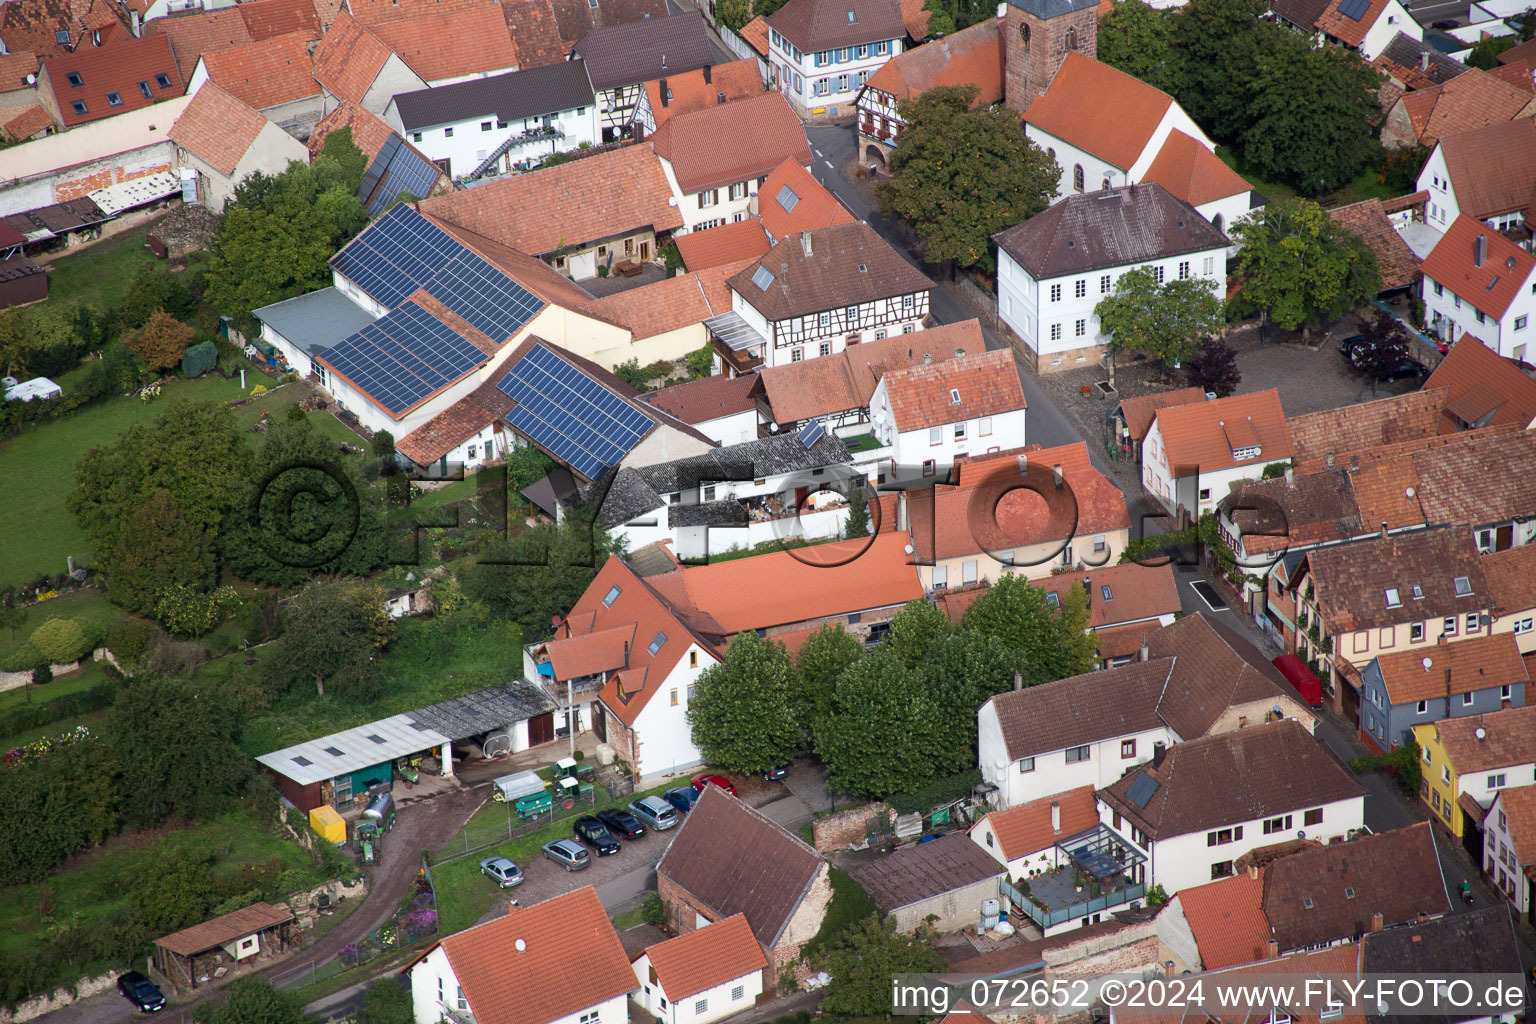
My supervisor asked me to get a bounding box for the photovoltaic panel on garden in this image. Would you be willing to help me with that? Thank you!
[322,301,487,415]
[497,343,654,479]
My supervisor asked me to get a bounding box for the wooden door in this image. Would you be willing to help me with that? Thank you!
[528,712,555,746]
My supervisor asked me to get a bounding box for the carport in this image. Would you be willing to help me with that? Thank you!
[153,902,295,991]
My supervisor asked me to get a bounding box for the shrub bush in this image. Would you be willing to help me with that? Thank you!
[30,618,91,664]
[0,679,120,737]
[107,620,150,665]
[181,340,219,378]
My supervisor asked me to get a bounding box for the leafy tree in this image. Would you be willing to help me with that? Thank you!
[1351,309,1414,383]
[108,675,250,826]
[263,579,393,699]
[154,584,239,638]
[1098,0,1178,91]
[1185,337,1242,397]
[960,574,1097,683]
[752,0,792,18]
[106,490,216,614]
[716,0,750,30]
[843,489,870,539]
[921,0,956,35]
[460,514,618,640]
[29,618,90,664]
[1467,35,1517,68]
[69,399,250,567]
[221,420,387,586]
[613,358,649,390]
[32,663,52,685]
[371,429,396,462]
[814,647,942,796]
[794,623,864,725]
[686,631,800,772]
[318,125,369,192]
[119,263,197,330]
[1229,198,1382,334]
[883,598,953,668]
[130,853,217,933]
[0,741,106,884]
[1380,143,1431,195]
[125,312,194,373]
[1170,0,1272,141]
[1240,38,1384,195]
[0,303,85,379]
[819,914,945,1014]
[878,84,1059,270]
[181,339,219,378]
[685,341,715,380]
[354,980,415,1024]
[1094,267,1225,370]
[107,621,151,666]
[920,631,1026,775]
[208,978,310,1024]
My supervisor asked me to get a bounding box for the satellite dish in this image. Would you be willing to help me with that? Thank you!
[903,544,914,554]
[25,73,36,84]
[1476,727,1487,740]
[515,938,526,952]
[1422,657,1432,671]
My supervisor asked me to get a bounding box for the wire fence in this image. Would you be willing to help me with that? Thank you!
[432,775,636,864]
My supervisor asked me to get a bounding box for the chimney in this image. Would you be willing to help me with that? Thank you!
[1152,741,1167,768]
[1051,800,1062,834]
[1013,670,1023,691]
[1139,637,1150,662]
[661,53,668,69]
[1474,234,1487,268]
[1052,464,1063,489]
[1370,912,1385,933]
[1266,940,1279,959]
[703,64,712,83]
[1420,50,1430,72]
[623,640,630,668]
[1438,633,1448,647]
[1284,466,1294,485]
[896,490,908,531]
[1248,864,1260,880]
[659,78,669,106]
[800,229,813,257]
[922,352,932,364]
[1379,521,1388,540]
[1017,454,1028,475]
[1326,452,1335,468]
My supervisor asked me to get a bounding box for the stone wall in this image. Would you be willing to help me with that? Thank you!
[0,970,119,1024]
[1043,918,1161,975]
[812,802,893,851]
[56,159,173,204]
[0,647,121,693]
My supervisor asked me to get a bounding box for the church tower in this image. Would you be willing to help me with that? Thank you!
[1003,0,1100,114]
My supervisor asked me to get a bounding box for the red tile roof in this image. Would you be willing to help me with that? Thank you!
[0,0,125,59]
[1427,702,1536,774]
[637,913,767,1001]
[372,6,518,82]
[500,0,567,65]
[0,50,40,87]
[1402,67,1536,147]
[420,143,683,256]
[1437,117,1536,220]
[1117,387,1206,443]
[148,8,252,81]
[200,31,318,111]
[738,15,770,56]
[1151,387,1292,474]
[1174,869,1270,970]
[898,0,931,39]
[170,80,267,177]
[1141,129,1252,208]
[1420,215,1536,320]
[1024,52,1174,170]
[424,887,636,1024]
[650,91,810,194]
[311,11,393,105]
[975,785,1098,860]
[344,0,497,25]
[906,443,1130,561]
[1493,784,1536,860]
[643,373,760,425]
[43,33,182,126]
[644,58,764,130]
[880,348,1025,432]
[1376,631,1528,704]
[674,219,773,272]
[1489,59,1534,94]
[1424,335,1536,432]
[1328,197,1421,292]
[580,260,754,340]
[240,0,325,40]
[757,156,856,239]
[863,15,1001,107]
[155,902,294,956]
[1,104,53,140]
[1315,0,1391,48]
[767,0,904,53]
[394,380,510,464]
[1482,542,1536,619]
[1038,561,1181,631]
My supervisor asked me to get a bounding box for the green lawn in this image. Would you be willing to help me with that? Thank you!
[0,588,128,667]
[0,659,112,716]
[1216,145,1393,210]
[0,807,324,958]
[0,375,246,582]
[42,227,161,310]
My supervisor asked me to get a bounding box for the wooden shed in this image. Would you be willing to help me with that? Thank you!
[153,902,296,991]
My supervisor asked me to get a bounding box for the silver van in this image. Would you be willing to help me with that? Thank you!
[628,795,679,831]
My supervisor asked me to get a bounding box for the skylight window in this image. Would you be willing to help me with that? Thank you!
[138,79,152,99]
[1045,592,1059,608]
[71,100,87,115]
[1302,896,1314,909]
[847,8,856,20]
[647,631,667,655]
[292,755,313,767]
[1411,584,1423,600]
[367,734,387,744]
[1385,588,1402,608]
[66,71,83,87]
[1344,887,1355,899]
[1453,575,1472,597]
[106,91,122,107]
[1101,585,1113,601]
[776,184,799,212]
[751,265,775,290]
[1487,276,1501,291]
[55,29,70,44]
[602,584,621,607]
[155,73,172,89]
[949,388,961,405]
[323,746,345,757]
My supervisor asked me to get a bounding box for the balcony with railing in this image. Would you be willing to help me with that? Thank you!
[1003,824,1147,930]
[524,643,612,707]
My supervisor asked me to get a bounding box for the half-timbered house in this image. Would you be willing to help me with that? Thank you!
[572,12,715,142]
[711,222,933,373]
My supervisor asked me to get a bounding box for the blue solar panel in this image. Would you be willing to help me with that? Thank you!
[321,301,486,416]
[798,420,825,448]
[498,344,653,479]
[424,252,544,342]
[331,204,463,307]
[1337,0,1369,19]
[365,143,444,217]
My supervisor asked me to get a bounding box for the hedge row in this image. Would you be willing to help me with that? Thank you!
[0,679,119,742]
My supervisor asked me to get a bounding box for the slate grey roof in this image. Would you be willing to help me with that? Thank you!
[1378,31,1467,84]
[1003,0,1097,17]
[1268,0,1329,29]
[992,183,1229,280]
[668,500,749,527]
[252,287,376,358]
[392,60,596,132]
[1362,905,1520,1024]
[626,541,682,577]
[634,432,852,493]
[571,12,714,91]
[405,680,557,736]
[849,835,1005,912]
[591,468,666,528]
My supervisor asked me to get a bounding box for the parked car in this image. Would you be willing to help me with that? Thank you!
[573,816,621,855]
[629,795,680,830]
[762,765,789,781]
[1335,333,1364,355]
[479,856,524,888]
[663,786,700,813]
[692,772,738,796]
[1348,341,1422,380]
[117,972,166,1013]
[1432,18,1459,28]
[596,807,647,839]
[543,838,592,871]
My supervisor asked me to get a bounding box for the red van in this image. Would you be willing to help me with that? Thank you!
[1271,654,1324,708]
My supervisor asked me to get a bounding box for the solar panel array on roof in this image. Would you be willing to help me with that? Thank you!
[323,301,486,415]
[751,265,775,290]
[1337,0,1369,19]
[798,420,825,448]
[497,343,654,480]
[776,184,799,212]
[332,204,462,307]
[1126,773,1160,809]
[422,250,543,342]
[356,136,444,218]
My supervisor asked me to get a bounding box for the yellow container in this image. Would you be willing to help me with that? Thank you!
[309,805,347,845]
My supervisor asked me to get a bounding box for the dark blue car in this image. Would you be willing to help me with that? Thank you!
[663,786,699,813]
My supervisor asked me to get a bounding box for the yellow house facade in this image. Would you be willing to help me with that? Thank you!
[1414,704,1536,838]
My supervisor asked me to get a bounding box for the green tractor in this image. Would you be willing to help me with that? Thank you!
[355,820,382,867]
